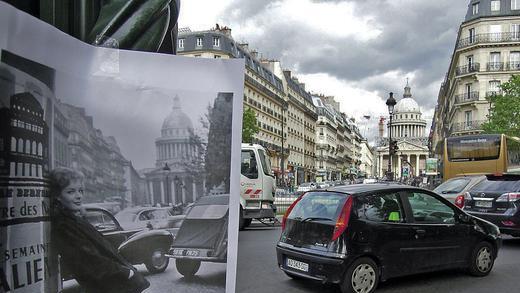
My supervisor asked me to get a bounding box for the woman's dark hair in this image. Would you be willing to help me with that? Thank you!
[48,167,85,199]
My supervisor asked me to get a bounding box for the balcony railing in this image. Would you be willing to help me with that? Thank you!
[486,90,502,97]
[507,61,520,70]
[456,63,480,76]
[454,91,479,104]
[457,32,520,49]
[487,62,504,71]
[450,120,486,133]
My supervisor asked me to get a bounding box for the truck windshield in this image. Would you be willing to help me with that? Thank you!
[258,149,272,176]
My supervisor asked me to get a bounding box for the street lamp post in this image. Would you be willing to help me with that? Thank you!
[281,102,288,189]
[163,163,171,205]
[386,92,397,181]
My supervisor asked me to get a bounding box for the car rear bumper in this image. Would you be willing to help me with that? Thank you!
[276,244,346,284]
[243,207,275,219]
[467,211,520,236]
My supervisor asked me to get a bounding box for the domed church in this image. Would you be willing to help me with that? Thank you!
[376,83,429,179]
[144,95,205,206]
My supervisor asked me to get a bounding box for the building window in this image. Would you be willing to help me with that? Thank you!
[489,80,501,93]
[178,38,184,49]
[213,36,220,47]
[469,28,476,43]
[490,24,502,41]
[491,0,500,11]
[196,37,203,47]
[510,51,520,69]
[194,54,201,58]
[472,3,479,15]
[512,24,520,40]
[214,55,221,59]
[513,0,520,10]
[464,110,473,125]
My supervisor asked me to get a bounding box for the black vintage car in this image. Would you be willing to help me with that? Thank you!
[62,206,174,281]
[277,184,502,293]
[168,195,229,278]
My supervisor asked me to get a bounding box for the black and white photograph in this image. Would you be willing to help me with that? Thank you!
[0,2,244,293]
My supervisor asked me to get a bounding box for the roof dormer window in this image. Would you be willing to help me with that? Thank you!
[196,37,203,47]
[491,0,500,12]
[472,2,479,15]
[513,0,520,10]
[213,36,220,47]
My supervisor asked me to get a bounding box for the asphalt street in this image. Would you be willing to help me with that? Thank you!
[236,221,520,293]
[62,261,226,293]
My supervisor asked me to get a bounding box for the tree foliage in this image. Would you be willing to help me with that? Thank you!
[242,107,259,143]
[482,75,520,136]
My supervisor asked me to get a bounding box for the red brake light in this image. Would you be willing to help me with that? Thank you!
[331,196,353,241]
[281,194,305,231]
[508,193,520,201]
[455,194,465,208]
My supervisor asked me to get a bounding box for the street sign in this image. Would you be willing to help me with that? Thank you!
[402,166,409,177]
[426,158,439,175]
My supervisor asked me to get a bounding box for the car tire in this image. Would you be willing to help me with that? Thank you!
[145,248,169,274]
[340,257,379,293]
[239,207,246,230]
[176,259,201,278]
[244,218,252,228]
[468,241,495,277]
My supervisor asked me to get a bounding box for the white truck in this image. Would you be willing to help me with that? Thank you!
[239,143,277,229]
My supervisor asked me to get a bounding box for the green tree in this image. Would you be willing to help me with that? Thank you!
[242,107,260,143]
[482,75,520,136]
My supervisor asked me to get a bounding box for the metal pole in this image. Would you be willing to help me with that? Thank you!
[387,114,393,181]
[281,105,285,189]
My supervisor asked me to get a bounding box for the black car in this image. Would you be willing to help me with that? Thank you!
[63,207,174,281]
[461,174,520,237]
[276,184,501,293]
[168,195,228,278]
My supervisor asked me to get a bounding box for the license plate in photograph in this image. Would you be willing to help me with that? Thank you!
[172,249,200,257]
[475,201,492,208]
[286,258,309,272]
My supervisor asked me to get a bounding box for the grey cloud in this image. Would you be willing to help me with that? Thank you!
[219,0,469,112]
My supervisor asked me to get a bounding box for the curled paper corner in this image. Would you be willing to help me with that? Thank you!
[92,36,120,77]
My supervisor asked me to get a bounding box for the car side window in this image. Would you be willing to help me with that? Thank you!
[139,211,151,221]
[86,210,118,232]
[357,192,404,223]
[406,192,456,224]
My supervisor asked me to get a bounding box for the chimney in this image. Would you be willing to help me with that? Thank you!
[283,70,291,78]
[220,26,232,37]
[251,50,258,59]
[238,43,249,51]
[378,117,385,138]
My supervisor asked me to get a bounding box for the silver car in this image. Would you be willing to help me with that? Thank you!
[433,175,486,204]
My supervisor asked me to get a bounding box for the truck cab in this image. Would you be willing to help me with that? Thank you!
[240,143,277,229]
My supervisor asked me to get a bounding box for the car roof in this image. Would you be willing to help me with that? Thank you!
[326,183,420,195]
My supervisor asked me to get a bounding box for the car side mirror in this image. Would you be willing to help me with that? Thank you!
[457,213,471,223]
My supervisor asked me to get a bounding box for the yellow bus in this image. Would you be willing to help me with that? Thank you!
[443,134,520,181]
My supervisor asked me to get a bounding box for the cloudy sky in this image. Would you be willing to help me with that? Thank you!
[178,0,469,140]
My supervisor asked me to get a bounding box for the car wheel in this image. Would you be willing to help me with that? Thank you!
[468,241,495,277]
[244,218,252,228]
[145,248,169,274]
[340,257,379,293]
[239,207,246,230]
[176,259,201,278]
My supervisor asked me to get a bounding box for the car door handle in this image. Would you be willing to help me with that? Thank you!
[414,229,426,239]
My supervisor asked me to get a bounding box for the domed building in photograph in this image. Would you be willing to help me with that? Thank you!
[376,83,429,179]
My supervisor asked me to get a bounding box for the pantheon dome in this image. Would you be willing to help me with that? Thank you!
[389,83,427,138]
[155,95,198,167]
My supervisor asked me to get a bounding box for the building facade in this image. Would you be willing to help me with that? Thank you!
[177,26,320,185]
[377,84,429,178]
[432,0,520,155]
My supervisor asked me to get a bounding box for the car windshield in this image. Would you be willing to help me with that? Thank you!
[288,192,347,221]
[115,211,138,223]
[471,177,520,192]
[186,204,228,219]
[434,178,470,193]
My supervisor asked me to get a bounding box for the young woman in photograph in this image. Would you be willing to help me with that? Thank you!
[49,167,150,293]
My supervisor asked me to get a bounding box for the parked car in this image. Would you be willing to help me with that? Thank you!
[115,206,185,235]
[461,174,520,237]
[434,175,486,204]
[62,207,173,281]
[277,184,501,293]
[168,195,228,278]
[297,182,316,192]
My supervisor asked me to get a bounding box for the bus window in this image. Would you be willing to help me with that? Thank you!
[447,135,501,161]
[507,136,520,173]
[241,150,258,179]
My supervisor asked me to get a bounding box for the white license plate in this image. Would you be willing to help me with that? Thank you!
[172,249,200,257]
[475,201,493,208]
[286,258,309,272]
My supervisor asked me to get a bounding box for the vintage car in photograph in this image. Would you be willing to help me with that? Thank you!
[115,206,185,235]
[167,194,229,278]
[62,206,174,281]
[277,184,502,293]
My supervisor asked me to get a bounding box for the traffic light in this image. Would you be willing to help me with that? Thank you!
[389,140,399,155]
